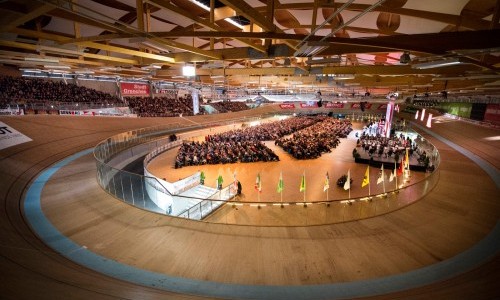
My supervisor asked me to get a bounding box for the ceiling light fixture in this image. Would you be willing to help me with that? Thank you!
[24,57,59,63]
[189,0,210,11]
[182,66,196,77]
[44,65,71,69]
[225,18,244,29]
[294,42,330,57]
[411,58,462,69]
[399,51,411,64]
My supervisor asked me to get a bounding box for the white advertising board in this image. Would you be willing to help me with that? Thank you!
[0,121,33,150]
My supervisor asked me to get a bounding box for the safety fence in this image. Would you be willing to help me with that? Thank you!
[94,113,440,226]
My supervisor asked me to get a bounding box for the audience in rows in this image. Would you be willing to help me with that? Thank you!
[0,77,247,116]
[0,76,121,106]
[210,101,249,113]
[209,116,321,143]
[125,95,201,117]
[175,139,279,168]
[276,118,352,159]
[174,116,346,168]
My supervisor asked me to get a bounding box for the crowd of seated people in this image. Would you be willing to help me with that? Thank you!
[174,116,320,168]
[212,116,320,142]
[0,76,121,106]
[175,139,279,168]
[210,101,249,113]
[126,94,202,117]
[412,99,438,107]
[276,118,352,159]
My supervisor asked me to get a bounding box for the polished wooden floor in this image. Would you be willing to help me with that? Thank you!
[1,106,499,299]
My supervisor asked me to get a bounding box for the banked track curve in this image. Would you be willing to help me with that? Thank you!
[1,111,499,299]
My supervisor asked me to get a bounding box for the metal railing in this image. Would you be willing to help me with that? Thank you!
[93,113,440,226]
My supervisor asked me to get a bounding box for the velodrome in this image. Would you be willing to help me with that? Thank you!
[1,104,499,299]
[1,1,500,298]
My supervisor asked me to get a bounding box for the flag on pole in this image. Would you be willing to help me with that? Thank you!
[362,165,370,188]
[277,171,284,193]
[397,158,404,176]
[405,148,410,170]
[344,170,350,190]
[377,165,384,185]
[299,172,306,192]
[200,171,206,184]
[255,173,262,192]
[323,172,330,192]
[217,174,223,189]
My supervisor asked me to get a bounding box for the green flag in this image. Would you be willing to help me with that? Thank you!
[277,171,284,193]
[217,174,223,188]
[299,172,306,192]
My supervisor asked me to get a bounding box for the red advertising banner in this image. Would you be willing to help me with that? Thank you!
[279,103,295,109]
[351,103,372,109]
[300,103,318,108]
[324,102,344,109]
[484,103,500,124]
[377,104,387,110]
[120,82,150,96]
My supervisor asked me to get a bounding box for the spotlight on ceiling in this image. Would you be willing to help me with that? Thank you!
[399,51,411,64]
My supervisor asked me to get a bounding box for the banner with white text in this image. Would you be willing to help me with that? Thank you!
[120,82,150,96]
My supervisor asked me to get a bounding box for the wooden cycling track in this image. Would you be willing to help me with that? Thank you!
[1,105,499,299]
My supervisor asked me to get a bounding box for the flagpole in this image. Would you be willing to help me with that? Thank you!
[303,171,306,203]
[368,165,371,198]
[382,168,386,194]
[395,163,398,191]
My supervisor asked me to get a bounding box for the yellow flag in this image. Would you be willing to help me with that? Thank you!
[362,165,370,187]
[299,172,306,192]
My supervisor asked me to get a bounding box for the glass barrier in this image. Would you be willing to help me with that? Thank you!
[94,113,440,226]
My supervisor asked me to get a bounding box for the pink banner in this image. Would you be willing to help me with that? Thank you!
[300,103,318,108]
[324,102,344,108]
[279,103,296,109]
[120,82,150,96]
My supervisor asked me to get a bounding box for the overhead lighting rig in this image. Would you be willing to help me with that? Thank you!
[294,42,330,57]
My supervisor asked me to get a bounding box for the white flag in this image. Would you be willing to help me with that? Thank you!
[389,163,396,182]
[343,169,350,190]
[377,165,384,185]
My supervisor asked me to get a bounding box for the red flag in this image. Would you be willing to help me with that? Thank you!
[397,159,404,176]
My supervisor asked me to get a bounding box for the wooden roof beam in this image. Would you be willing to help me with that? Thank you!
[0,40,139,65]
[0,4,54,31]
[218,0,298,50]
[145,0,266,53]
[271,3,491,30]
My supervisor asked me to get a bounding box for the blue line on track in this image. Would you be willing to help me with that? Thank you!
[24,134,500,299]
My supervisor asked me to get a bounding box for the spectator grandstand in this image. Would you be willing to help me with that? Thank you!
[126,95,202,117]
[210,101,250,113]
[0,76,122,108]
